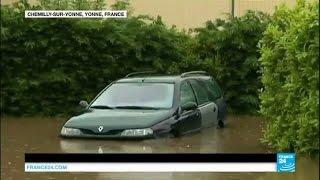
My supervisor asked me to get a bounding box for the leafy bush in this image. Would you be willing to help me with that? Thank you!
[191,12,270,113]
[1,1,270,116]
[1,1,190,116]
[259,0,319,153]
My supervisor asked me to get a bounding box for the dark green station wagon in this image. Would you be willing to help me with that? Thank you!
[60,71,227,139]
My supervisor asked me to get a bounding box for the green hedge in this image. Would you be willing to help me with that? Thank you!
[191,12,270,113]
[1,1,190,115]
[1,1,270,116]
[259,0,319,153]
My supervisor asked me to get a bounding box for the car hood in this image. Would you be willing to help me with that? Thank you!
[64,109,173,133]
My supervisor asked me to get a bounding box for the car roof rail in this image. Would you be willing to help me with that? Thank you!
[181,71,209,78]
[125,71,157,78]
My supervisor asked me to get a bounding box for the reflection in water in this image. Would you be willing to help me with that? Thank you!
[98,146,103,154]
[1,115,319,180]
[60,140,154,153]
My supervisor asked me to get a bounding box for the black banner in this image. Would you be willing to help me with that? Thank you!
[25,153,277,163]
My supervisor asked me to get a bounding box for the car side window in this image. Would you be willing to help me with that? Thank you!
[189,79,210,105]
[180,81,197,106]
[203,79,222,101]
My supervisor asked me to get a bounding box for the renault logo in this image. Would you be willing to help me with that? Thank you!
[98,126,104,132]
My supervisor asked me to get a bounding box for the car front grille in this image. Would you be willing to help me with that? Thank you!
[80,129,123,136]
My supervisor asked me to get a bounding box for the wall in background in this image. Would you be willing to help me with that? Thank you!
[1,0,299,29]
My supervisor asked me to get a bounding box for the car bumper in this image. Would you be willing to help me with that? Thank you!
[59,133,154,140]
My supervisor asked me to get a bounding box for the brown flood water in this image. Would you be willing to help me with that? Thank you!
[1,115,319,180]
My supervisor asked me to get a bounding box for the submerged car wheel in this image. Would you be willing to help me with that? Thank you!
[218,119,224,128]
[217,109,226,128]
[217,113,225,128]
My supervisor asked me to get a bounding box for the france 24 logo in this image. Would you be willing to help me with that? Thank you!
[277,153,295,172]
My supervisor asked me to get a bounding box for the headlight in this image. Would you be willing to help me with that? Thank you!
[120,128,153,137]
[61,127,82,136]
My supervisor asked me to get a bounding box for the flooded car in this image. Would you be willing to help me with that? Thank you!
[60,71,227,139]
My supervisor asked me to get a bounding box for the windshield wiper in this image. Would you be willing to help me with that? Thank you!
[114,106,159,110]
[90,105,114,109]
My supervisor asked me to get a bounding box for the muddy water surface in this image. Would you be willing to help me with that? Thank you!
[1,115,319,180]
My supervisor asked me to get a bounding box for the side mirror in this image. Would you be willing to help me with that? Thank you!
[79,100,89,109]
[181,102,197,112]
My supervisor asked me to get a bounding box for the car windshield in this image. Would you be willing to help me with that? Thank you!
[90,82,175,109]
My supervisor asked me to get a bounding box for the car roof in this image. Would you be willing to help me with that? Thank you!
[116,75,181,83]
[116,75,211,83]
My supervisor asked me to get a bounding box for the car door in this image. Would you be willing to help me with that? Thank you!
[189,79,218,128]
[174,81,201,135]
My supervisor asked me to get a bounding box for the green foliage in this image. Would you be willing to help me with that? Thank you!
[1,1,190,116]
[191,12,270,113]
[0,0,272,116]
[259,0,319,153]
[111,0,131,11]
